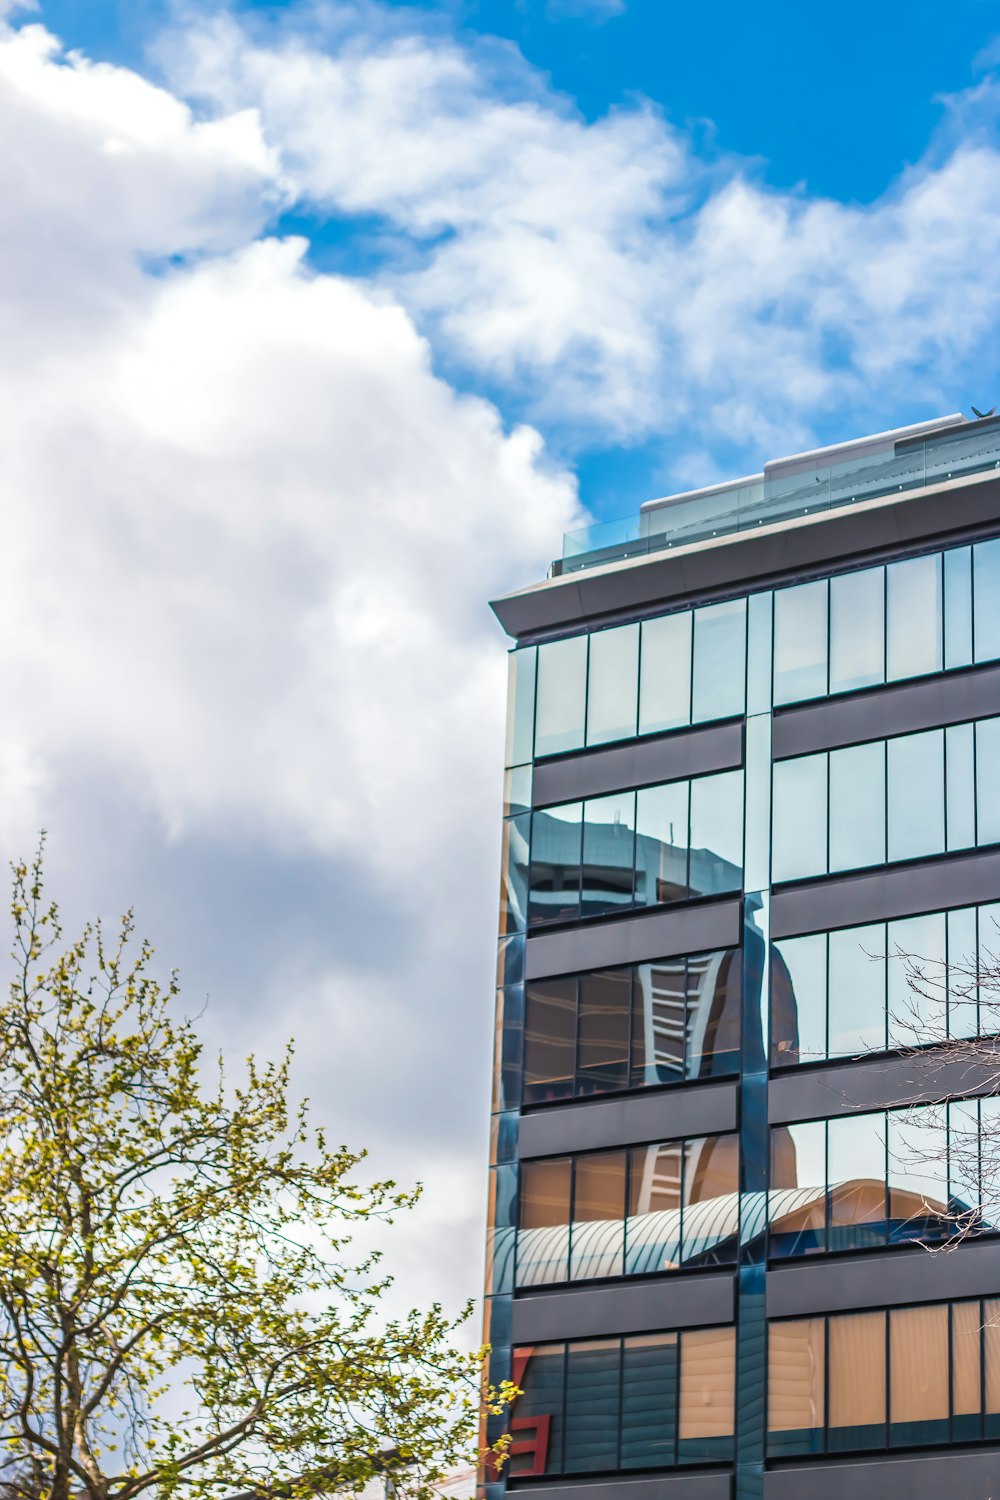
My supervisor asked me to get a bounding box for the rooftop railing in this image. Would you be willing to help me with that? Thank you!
[557,419,1000,576]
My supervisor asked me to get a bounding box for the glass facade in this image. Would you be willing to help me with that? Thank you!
[487,492,1000,1499]
[768,1298,1000,1457]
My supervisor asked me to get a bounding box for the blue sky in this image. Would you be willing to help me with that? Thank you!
[3,0,1000,1319]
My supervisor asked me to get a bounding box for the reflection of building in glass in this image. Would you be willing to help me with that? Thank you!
[485,414,1000,1500]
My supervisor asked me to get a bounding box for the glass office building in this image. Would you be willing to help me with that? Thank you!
[484,413,1000,1500]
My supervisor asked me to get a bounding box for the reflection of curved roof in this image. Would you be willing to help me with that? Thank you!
[499,1182,960,1288]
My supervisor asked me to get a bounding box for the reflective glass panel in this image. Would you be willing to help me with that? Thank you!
[571,1153,626,1281]
[830,567,884,694]
[887,1106,950,1245]
[688,770,744,897]
[828,923,886,1057]
[535,636,587,757]
[770,1120,826,1257]
[887,730,944,862]
[518,1158,571,1286]
[772,754,828,883]
[976,717,1000,846]
[692,599,746,723]
[889,1305,949,1447]
[631,960,685,1087]
[621,1334,678,1469]
[509,1344,564,1477]
[586,625,639,746]
[687,948,742,1079]
[952,1300,983,1443]
[827,1311,886,1451]
[829,741,885,872]
[677,1327,735,1463]
[564,1341,620,1473]
[499,810,531,935]
[984,1297,1000,1437]
[974,538,1000,663]
[506,647,537,768]
[639,613,692,736]
[887,912,946,1050]
[581,792,636,918]
[946,722,976,851]
[767,1318,825,1457]
[774,581,828,705]
[771,933,827,1067]
[635,782,689,906]
[948,905,979,1039]
[887,554,943,680]
[827,1113,887,1252]
[945,546,973,669]
[529,802,582,926]
[682,1133,739,1267]
[577,968,630,1097]
[523,978,576,1106]
[626,1141,682,1277]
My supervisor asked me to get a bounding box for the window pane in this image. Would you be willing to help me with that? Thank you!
[682,1134,739,1267]
[946,722,976,850]
[771,934,827,1068]
[827,1113,887,1253]
[692,599,746,723]
[510,1344,564,1477]
[828,1311,886,1451]
[828,923,886,1058]
[830,567,884,694]
[581,792,636,918]
[586,625,639,746]
[678,1327,735,1463]
[770,1120,826,1257]
[887,912,946,1050]
[639,613,692,735]
[518,1158,571,1287]
[887,554,943,680]
[635,782,689,906]
[577,968,630,1097]
[523,978,576,1106]
[887,1106,950,1246]
[499,810,531,935]
[888,730,944,862]
[529,802,582,926]
[774,581,828,704]
[976,717,1000,847]
[984,1297,1000,1438]
[631,960,685,1087]
[952,1301,983,1443]
[621,1333,678,1469]
[974,537,1000,663]
[768,1318,825,1457]
[948,905,979,1041]
[889,1305,949,1447]
[535,636,587,757]
[626,1141,682,1276]
[506,646,537,768]
[688,770,744,897]
[829,742,885,872]
[945,546,973,669]
[687,948,742,1079]
[564,1341,620,1473]
[571,1153,626,1281]
[772,754,827,882]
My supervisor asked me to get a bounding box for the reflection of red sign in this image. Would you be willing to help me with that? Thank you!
[505,1348,551,1477]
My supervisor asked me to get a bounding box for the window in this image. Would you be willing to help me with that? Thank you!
[830,567,884,694]
[692,600,746,723]
[587,625,639,746]
[535,636,587,757]
[771,754,827,882]
[773,580,828,704]
[887,554,942,680]
[639,613,691,735]
[509,1328,735,1478]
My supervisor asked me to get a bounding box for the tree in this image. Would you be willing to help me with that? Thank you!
[0,845,508,1500]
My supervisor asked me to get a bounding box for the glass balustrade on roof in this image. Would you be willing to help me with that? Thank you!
[558,415,1000,576]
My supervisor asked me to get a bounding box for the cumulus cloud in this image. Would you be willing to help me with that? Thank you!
[0,11,578,1312]
[161,4,1000,452]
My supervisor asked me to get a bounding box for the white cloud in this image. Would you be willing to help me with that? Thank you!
[545,0,626,22]
[161,5,1000,453]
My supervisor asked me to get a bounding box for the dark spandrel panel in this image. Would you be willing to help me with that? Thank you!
[523,978,576,1107]
[581,792,636,918]
[631,959,685,1088]
[686,948,741,1080]
[528,803,582,928]
[563,1341,621,1473]
[510,1344,565,1478]
[577,968,630,1097]
[620,1334,678,1470]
